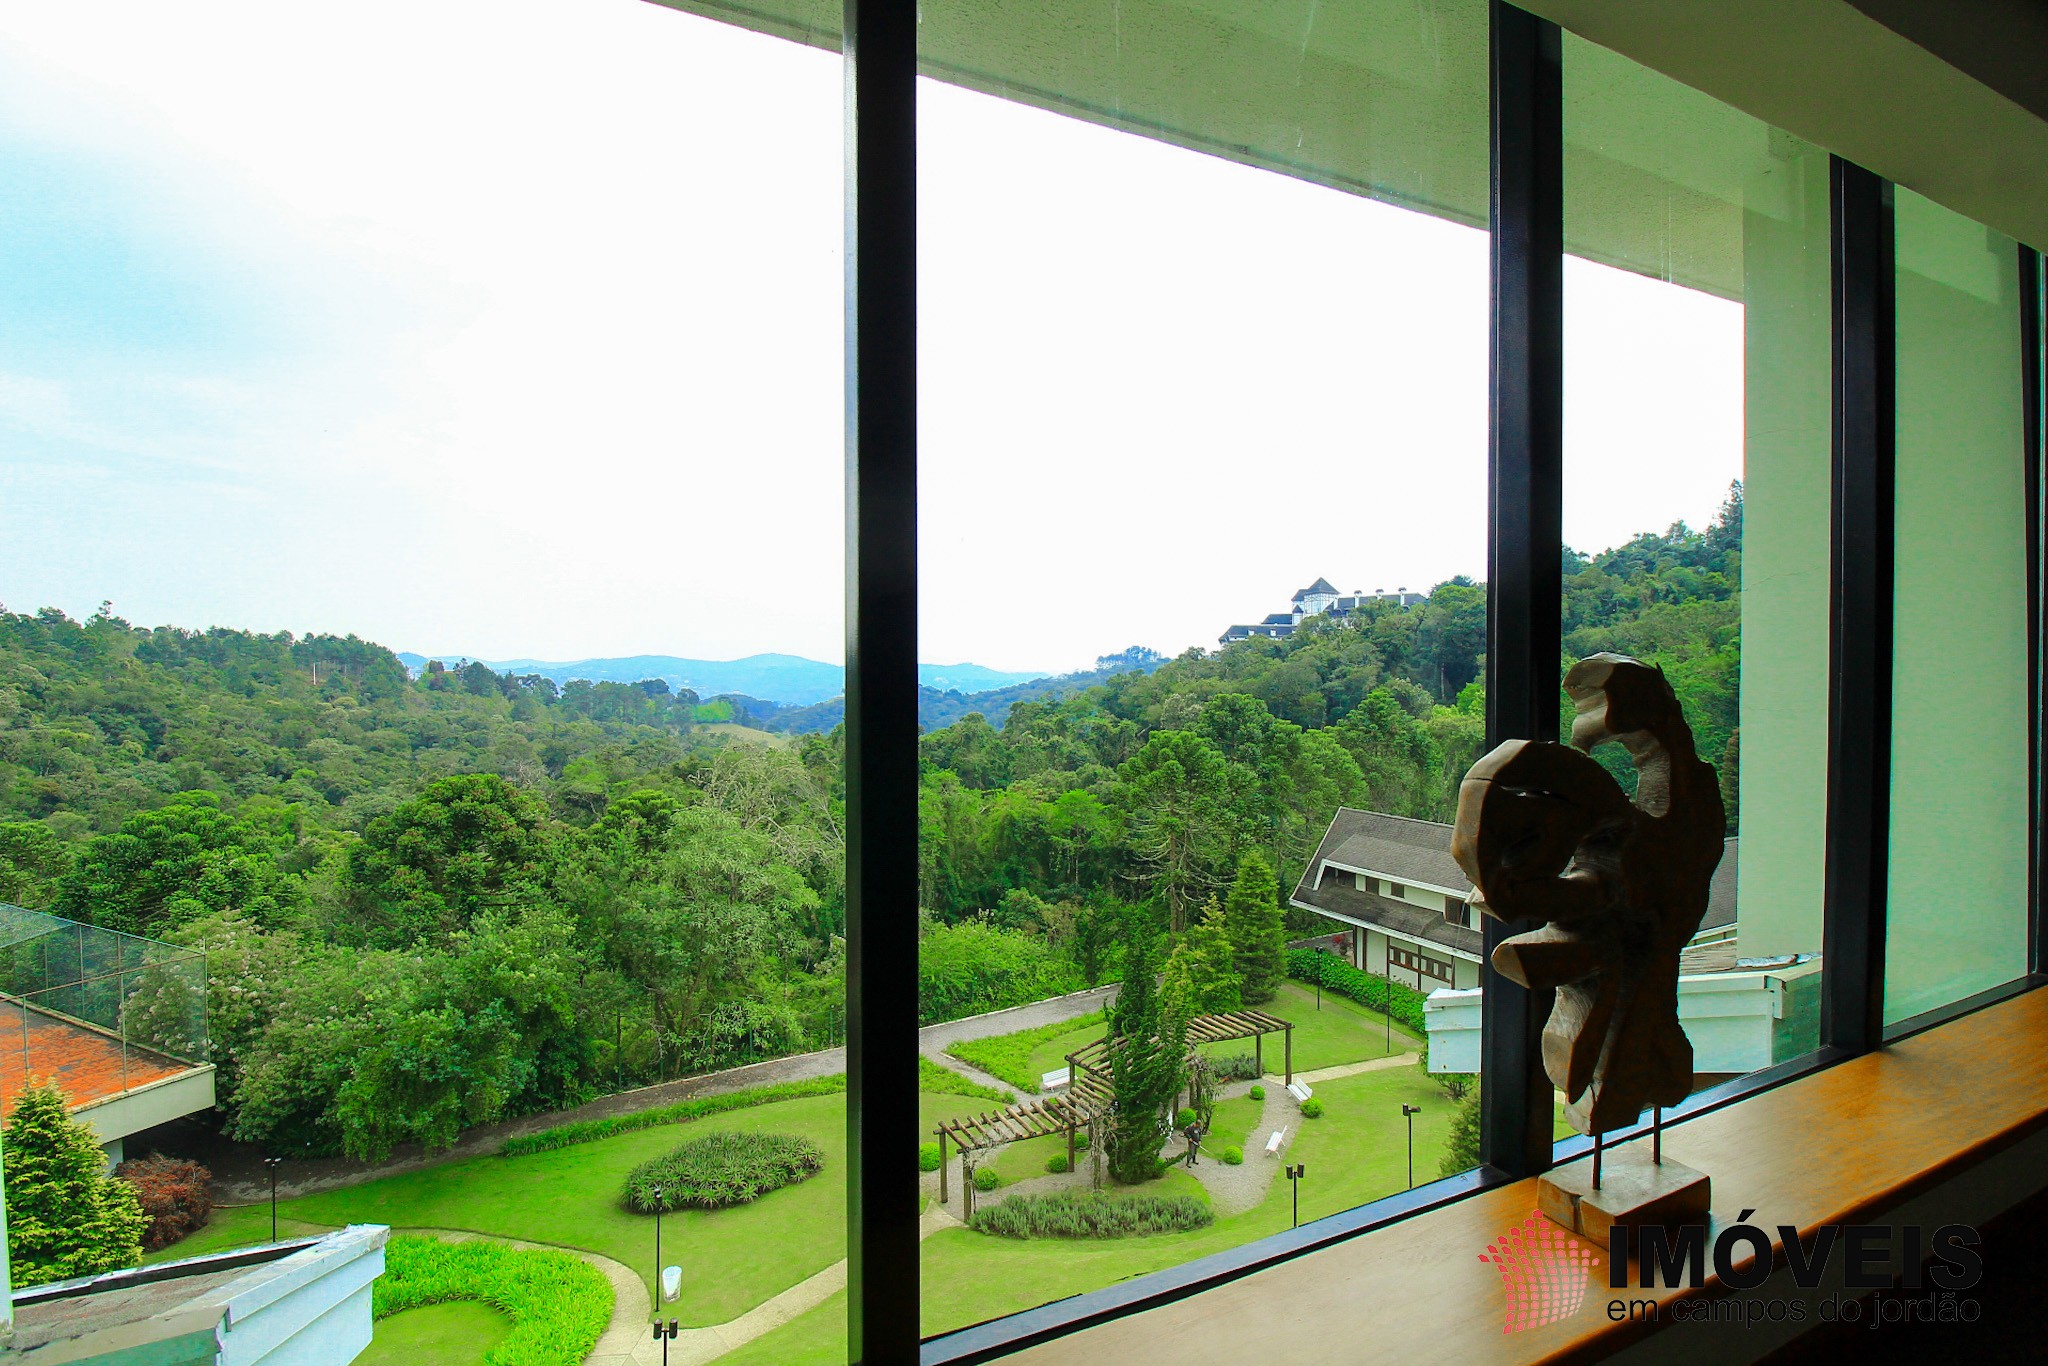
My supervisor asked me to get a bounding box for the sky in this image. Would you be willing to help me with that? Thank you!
[0,0,1741,677]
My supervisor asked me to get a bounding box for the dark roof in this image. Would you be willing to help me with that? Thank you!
[1289,807,1739,944]
[1293,878,1487,957]
[1262,612,1295,625]
[1292,577,1340,600]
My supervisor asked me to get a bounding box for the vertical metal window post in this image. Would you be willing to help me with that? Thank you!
[2022,244,2045,976]
[1819,159,1895,1054]
[1481,0,1563,1181]
[844,1,921,1361]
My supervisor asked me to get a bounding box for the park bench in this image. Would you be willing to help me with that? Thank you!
[1264,1128,1287,1156]
[1286,1081,1313,1105]
[1040,1069,1070,1091]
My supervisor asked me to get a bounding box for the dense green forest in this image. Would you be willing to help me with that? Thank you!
[0,486,1738,1160]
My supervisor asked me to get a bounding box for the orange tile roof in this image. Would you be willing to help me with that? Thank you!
[0,1002,191,1118]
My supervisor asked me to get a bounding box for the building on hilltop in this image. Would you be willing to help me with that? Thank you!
[1219,580,1429,645]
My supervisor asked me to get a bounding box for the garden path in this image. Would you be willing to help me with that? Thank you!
[587,1201,965,1365]
[1174,1082,1293,1217]
[1294,1051,1420,1086]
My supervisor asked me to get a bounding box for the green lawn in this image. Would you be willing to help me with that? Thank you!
[1199,1093,1261,1158]
[717,1288,847,1366]
[1199,981,1423,1076]
[945,1012,1105,1092]
[148,1090,993,1330]
[357,1301,508,1365]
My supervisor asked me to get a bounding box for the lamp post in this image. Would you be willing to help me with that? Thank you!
[262,1157,282,1242]
[651,1186,677,1363]
[1401,1104,1422,1189]
[1285,1162,1306,1228]
[1314,949,1325,1011]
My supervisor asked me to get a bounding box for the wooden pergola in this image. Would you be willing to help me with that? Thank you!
[931,1007,1294,1217]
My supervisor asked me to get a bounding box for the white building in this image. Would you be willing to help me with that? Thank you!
[1290,806,1823,1081]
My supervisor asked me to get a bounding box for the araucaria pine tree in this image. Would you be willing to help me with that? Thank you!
[1222,852,1286,1005]
[1161,897,1242,1017]
[1104,931,1188,1185]
[5,1079,148,1287]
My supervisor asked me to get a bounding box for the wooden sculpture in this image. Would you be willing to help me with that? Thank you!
[1450,654,1725,1243]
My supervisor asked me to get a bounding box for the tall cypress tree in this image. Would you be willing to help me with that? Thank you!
[5,1080,147,1287]
[1223,852,1286,1004]
[1162,897,1242,1017]
[1105,931,1188,1184]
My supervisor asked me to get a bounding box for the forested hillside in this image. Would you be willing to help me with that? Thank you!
[0,486,1738,1160]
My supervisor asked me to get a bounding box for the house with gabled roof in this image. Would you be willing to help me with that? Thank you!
[1288,807,1737,993]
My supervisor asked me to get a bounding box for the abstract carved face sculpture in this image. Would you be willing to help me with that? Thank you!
[1449,654,1727,1136]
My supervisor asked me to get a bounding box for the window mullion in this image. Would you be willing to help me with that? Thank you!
[1480,0,1563,1181]
[844,0,922,1361]
[1819,158,1896,1054]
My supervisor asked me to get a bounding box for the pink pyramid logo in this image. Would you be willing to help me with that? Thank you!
[1479,1212,1600,1333]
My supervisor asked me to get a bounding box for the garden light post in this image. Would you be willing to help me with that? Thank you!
[262,1156,281,1242]
[1285,1162,1305,1228]
[651,1185,678,1363]
[1402,1104,1422,1189]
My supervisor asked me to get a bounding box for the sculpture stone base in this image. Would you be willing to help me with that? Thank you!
[1537,1154,1710,1251]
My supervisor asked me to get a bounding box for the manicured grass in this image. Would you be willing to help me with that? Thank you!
[1201,982,1422,1076]
[1200,1093,1261,1158]
[917,1056,1012,1103]
[917,1066,1460,1335]
[142,1211,333,1264]
[156,1090,997,1328]
[503,1076,845,1156]
[946,1011,1106,1093]
[358,1300,508,1365]
[1021,1016,1110,1085]
[717,1289,846,1366]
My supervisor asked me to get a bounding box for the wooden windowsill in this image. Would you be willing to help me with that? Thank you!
[1008,986,2048,1364]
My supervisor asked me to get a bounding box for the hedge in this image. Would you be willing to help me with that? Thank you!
[501,1077,844,1157]
[625,1131,825,1211]
[1284,950,1428,1034]
[969,1190,1213,1240]
[374,1235,611,1366]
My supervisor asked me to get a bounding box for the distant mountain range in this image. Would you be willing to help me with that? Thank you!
[394,652,1049,708]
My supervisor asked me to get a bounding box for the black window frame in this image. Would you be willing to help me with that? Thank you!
[837,2,2048,1362]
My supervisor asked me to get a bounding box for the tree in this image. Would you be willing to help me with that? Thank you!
[337,774,552,947]
[1439,1085,1482,1179]
[4,1080,148,1286]
[1114,731,1250,931]
[1103,929,1186,1185]
[55,793,296,935]
[1161,898,1241,1016]
[1221,853,1286,1004]
[0,822,70,907]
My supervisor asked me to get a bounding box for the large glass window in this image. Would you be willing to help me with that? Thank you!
[1561,33,1831,1113]
[894,0,1493,1343]
[1885,189,2032,1023]
[0,0,847,1355]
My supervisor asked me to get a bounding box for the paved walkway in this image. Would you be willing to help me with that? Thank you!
[1295,1051,1420,1085]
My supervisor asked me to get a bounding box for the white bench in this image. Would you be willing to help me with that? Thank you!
[1264,1128,1287,1156]
[1040,1069,1071,1091]
[1286,1081,1313,1105]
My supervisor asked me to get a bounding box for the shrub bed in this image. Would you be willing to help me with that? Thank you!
[969,1190,1214,1240]
[624,1132,825,1212]
[1210,1053,1262,1081]
[1284,950,1427,1034]
[116,1154,213,1252]
[973,1167,1000,1192]
[374,1235,610,1366]
[917,1143,942,1172]
[502,1077,844,1157]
